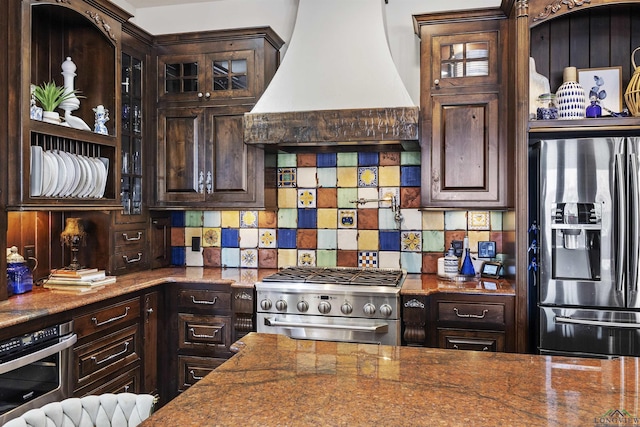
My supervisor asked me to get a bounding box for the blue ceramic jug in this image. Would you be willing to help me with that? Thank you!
[7,246,34,295]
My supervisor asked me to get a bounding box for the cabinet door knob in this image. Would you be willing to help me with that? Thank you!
[434,79,440,86]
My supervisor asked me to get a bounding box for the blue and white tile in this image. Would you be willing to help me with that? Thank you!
[358,251,378,268]
[358,167,378,187]
[240,249,258,268]
[337,209,357,229]
[240,211,258,228]
[277,168,297,188]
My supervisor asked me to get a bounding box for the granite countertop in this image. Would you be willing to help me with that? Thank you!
[141,332,637,427]
[401,273,515,296]
[0,268,512,330]
[0,267,277,329]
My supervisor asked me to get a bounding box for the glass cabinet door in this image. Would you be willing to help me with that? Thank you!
[121,52,143,216]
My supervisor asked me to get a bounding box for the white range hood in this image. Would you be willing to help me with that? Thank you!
[244,0,419,150]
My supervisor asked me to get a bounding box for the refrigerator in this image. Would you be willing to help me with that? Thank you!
[535,137,640,357]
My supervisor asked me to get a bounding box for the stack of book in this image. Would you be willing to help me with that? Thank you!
[44,268,116,293]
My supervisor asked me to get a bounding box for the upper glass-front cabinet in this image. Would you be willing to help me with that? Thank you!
[120,52,143,216]
[431,31,498,89]
[439,42,489,79]
[158,50,255,103]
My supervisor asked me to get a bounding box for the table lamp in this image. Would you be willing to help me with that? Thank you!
[60,218,86,270]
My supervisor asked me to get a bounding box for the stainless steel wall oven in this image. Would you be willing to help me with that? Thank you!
[0,320,77,424]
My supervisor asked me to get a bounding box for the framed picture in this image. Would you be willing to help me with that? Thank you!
[578,66,623,115]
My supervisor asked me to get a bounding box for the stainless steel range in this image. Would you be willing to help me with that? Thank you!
[255,267,406,346]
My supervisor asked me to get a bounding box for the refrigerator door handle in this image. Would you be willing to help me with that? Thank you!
[556,315,640,329]
[615,153,626,292]
[630,154,640,293]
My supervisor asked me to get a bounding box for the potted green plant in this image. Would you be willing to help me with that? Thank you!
[33,81,81,124]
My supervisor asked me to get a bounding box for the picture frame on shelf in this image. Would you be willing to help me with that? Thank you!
[578,66,623,115]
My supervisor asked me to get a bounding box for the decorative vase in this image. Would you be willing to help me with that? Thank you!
[529,57,551,118]
[42,111,60,125]
[625,46,640,117]
[556,66,586,119]
[93,105,109,135]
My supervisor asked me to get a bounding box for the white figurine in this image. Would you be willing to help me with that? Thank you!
[93,105,109,135]
[60,57,90,130]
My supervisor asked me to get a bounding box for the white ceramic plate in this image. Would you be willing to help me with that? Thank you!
[79,156,94,198]
[69,153,84,198]
[97,157,109,198]
[30,146,43,197]
[50,151,67,197]
[43,152,58,197]
[58,151,76,196]
[88,157,102,198]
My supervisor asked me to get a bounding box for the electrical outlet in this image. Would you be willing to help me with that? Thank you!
[24,245,36,260]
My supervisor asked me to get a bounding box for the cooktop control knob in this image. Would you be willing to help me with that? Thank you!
[297,300,309,312]
[275,300,287,311]
[363,303,376,316]
[260,299,272,311]
[318,301,332,314]
[341,302,353,315]
[379,304,393,317]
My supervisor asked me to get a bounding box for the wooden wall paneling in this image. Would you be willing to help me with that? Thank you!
[610,6,631,84]
[548,19,570,90]
[589,10,611,68]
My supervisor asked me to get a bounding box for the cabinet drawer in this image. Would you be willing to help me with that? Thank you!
[178,313,231,351]
[113,228,146,251]
[75,297,140,337]
[437,301,505,328]
[178,289,231,311]
[113,249,148,272]
[74,324,140,387]
[438,329,505,352]
[76,366,141,397]
[178,355,225,392]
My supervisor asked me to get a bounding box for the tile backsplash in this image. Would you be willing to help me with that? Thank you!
[170,151,514,273]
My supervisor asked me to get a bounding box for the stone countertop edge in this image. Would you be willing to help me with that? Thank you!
[0,268,513,329]
[140,332,636,427]
[0,267,277,329]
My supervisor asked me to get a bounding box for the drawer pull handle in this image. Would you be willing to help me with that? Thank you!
[235,291,252,301]
[189,370,204,381]
[91,341,130,365]
[122,231,142,241]
[191,295,218,305]
[189,327,219,339]
[453,307,488,319]
[92,306,130,326]
[123,385,130,392]
[123,253,143,263]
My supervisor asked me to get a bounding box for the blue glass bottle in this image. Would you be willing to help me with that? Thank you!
[585,99,602,118]
[460,248,476,277]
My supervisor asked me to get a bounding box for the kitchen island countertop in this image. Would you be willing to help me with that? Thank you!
[141,332,638,427]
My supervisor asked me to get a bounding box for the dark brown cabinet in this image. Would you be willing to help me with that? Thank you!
[154,28,283,209]
[414,10,511,208]
[165,283,234,398]
[402,291,515,352]
[70,291,160,397]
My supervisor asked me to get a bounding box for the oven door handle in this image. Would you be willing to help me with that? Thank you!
[555,315,640,329]
[264,318,388,333]
[0,333,78,375]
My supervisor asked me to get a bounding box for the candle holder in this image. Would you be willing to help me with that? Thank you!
[60,218,86,270]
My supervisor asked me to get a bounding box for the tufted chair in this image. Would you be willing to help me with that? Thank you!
[1,393,156,427]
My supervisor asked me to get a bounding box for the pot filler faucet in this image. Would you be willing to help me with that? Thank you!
[351,196,403,229]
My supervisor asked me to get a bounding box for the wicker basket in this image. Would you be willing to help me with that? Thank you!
[625,47,640,117]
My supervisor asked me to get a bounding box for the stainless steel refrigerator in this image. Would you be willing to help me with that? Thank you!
[535,137,640,357]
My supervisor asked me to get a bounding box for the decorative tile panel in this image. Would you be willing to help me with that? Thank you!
[357,230,378,250]
[240,211,258,228]
[317,168,337,188]
[298,250,316,266]
[337,152,357,167]
[240,249,258,268]
[297,209,317,229]
[317,153,337,167]
[277,249,297,268]
[277,229,297,249]
[358,152,379,166]
[221,229,239,248]
[378,166,400,187]
[203,211,221,227]
[297,189,316,208]
[337,209,357,229]
[296,167,317,188]
[358,251,378,268]
[317,209,337,229]
[316,250,337,267]
[337,167,358,187]
[221,211,239,228]
[444,211,468,230]
[358,167,378,187]
[379,231,400,251]
[277,168,297,187]
[468,211,490,230]
[400,166,421,187]
[185,211,203,227]
[259,229,277,248]
[401,231,422,252]
[221,247,240,267]
[317,229,337,249]
[379,187,399,208]
[277,208,297,228]
[203,228,221,247]
[337,229,358,250]
[378,251,400,269]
